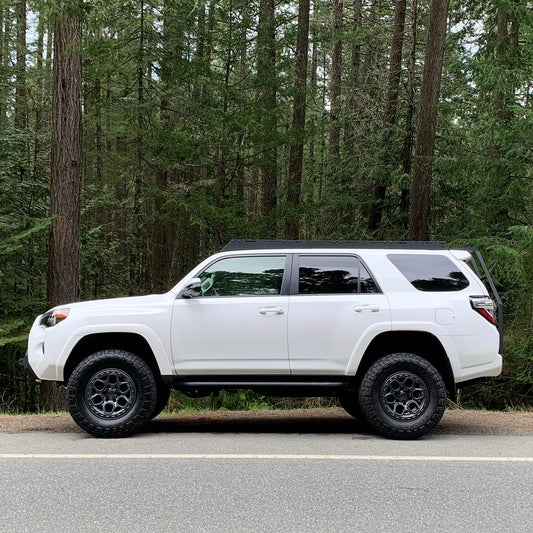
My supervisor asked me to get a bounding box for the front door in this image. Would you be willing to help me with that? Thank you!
[171,255,290,374]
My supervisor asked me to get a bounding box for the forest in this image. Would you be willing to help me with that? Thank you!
[0,0,531,412]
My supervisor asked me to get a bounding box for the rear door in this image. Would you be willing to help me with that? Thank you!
[288,254,391,374]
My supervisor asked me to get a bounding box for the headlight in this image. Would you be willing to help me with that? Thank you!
[40,308,70,327]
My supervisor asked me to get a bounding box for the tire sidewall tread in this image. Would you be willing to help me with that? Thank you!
[358,352,446,439]
[67,349,157,438]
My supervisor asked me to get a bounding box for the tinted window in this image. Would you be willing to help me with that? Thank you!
[388,254,469,292]
[200,256,285,296]
[298,256,379,294]
[360,263,379,294]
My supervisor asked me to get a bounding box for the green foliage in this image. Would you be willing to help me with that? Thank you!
[0,218,53,259]
[166,390,338,413]
[0,0,531,411]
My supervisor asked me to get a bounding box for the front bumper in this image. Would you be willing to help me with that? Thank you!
[18,351,39,381]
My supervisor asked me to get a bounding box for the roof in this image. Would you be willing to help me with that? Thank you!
[221,239,447,252]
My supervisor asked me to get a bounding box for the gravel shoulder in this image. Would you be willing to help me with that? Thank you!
[0,408,532,435]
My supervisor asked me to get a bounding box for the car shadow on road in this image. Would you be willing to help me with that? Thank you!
[145,410,374,436]
[143,409,533,437]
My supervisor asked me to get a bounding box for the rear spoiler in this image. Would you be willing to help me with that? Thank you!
[458,247,503,355]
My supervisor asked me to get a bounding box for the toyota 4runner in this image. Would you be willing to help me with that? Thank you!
[24,240,503,439]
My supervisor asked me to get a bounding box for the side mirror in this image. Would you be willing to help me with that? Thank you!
[180,278,202,299]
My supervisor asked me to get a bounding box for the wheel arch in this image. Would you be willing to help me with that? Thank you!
[354,331,456,398]
[63,333,162,385]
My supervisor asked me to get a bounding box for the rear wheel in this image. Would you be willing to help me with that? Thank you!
[358,353,446,439]
[67,350,157,437]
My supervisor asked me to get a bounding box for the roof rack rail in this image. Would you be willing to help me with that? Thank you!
[222,239,447,252]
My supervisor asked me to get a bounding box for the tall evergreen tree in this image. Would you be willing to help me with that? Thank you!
[409,0,450,240]
[368,0,407,231]
[45,1,83,410]
[286,0,311,238]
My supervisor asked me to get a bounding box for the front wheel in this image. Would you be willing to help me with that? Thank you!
[358,353,446,439]
[67,350,157,437]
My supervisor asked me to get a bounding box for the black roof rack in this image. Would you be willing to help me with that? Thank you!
[222,239,447,251]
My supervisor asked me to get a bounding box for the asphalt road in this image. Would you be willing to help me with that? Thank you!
[1,413,532,533]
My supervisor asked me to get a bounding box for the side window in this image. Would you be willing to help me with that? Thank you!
[297,255,379,294]
[388,254,470,292]
[359,263,380,294]
[199,256,285,297]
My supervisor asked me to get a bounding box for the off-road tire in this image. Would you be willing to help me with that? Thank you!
[358,353,446,439]
[67,350,157,438]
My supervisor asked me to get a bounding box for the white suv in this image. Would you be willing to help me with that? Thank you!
[24,240,502,439]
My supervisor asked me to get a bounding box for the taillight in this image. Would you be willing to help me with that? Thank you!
[470,296,496,325]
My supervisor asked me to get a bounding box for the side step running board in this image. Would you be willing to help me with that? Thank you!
[174,379,350,397]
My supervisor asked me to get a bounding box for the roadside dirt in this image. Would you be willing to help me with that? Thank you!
[0,408,532,435]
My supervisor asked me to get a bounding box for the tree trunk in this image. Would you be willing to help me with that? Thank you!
[286,0,311,239]
[0,1,7,125]
[216,6,233,210]
[367,0,407,231]
[14,0,26,131]
[400,0,418,222]
[486,4,518,230]
[151,0,178,293]
[328,0,343,157]
[343,0,362,153]
[257,0,278,217]
[408,0,449,240]
[45,4,83,411]
[493,7,508,134]
[308,2,319,182]
[236,6,249,205]
[14,1,27,184]
[132,0,146,293]
[33,15,45,173]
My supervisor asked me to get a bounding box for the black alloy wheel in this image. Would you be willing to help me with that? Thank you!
[67,350,157,437]
[358,353,446,439]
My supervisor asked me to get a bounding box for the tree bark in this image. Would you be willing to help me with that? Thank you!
[257,0,278,217]
[132,0,146,293]
[367,0,407,231]
[32,14,46,181]
[328,0,343,157]
[286,0,311,239]
[400,0,418,222]
[343,0,362,153]
[45,4,83,411]
[308,1,319,180]
[408,0,449,240]
[493,7,508,133]
[487,5,518,230]
[0,1,8,125]
[236,5,249,205]
[14,0,26,131]
[151,0,179,293]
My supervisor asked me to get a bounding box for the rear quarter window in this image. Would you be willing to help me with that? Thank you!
[388,254,469,292]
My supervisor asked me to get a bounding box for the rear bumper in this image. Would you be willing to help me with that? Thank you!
[456,353,503,383]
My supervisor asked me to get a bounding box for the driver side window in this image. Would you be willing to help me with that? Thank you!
[199,256,286,297]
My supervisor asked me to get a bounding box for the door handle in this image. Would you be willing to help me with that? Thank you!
[258,306,285,315]
[354,305,380,313]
